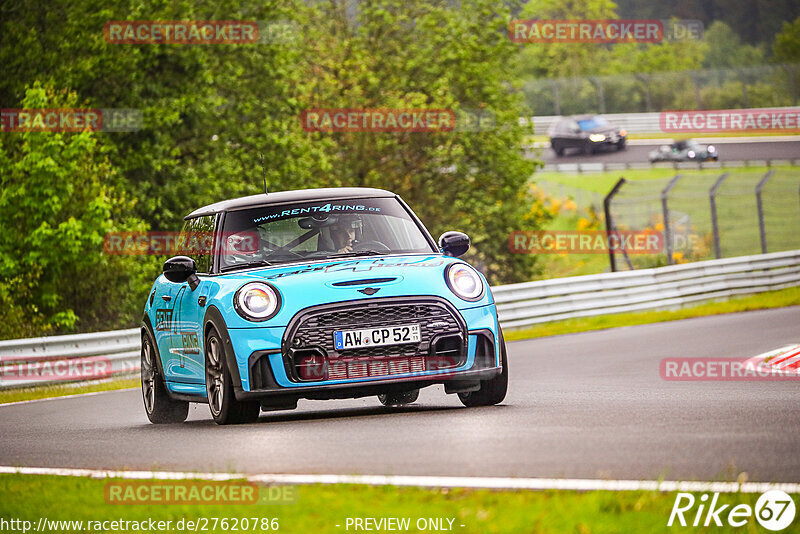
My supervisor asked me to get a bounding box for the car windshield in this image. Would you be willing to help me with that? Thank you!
[673,140,698,150]
[576,117,609,131]
[218,197,434,270]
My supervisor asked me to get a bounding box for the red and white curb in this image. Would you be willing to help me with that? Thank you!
[745,344,800,376]
[1,466,799,494]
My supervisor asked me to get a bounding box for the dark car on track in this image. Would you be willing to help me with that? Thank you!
[648,139,718,163]
[547,114,627,156]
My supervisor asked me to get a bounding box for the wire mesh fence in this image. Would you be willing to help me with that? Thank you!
[605,168,800,271]
[534,180,604,213]
[523,64,800,115]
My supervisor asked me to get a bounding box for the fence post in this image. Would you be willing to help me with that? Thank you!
[591,76,606,114]
[756,170,774,254]
[604,177,627,272]
[709,172,729,259]
[662,175,683,265]
[550,81,561,116]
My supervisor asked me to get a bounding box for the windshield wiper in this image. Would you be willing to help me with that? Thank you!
[323,250,385,259]
[220,259,275,272]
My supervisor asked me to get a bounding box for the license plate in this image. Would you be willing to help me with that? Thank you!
[334,324,421,350]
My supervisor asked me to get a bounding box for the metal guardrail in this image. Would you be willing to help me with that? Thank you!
[2,250,799,388]
[494,249,800,329]
[0,328,140,389]
[524,107,800,136]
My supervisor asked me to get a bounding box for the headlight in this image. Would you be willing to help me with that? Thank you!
[619,129,627,137]
[687,150,696,158]
[708,145,716,152]
[445,263,485,301]
[234,282,281,321]
[589,133,606,142]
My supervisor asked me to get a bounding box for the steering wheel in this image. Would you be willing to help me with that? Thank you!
[353,240,391,252]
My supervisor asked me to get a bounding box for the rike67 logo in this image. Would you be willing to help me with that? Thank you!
[668,490,796,530]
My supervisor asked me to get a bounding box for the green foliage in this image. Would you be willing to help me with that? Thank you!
[298,0,544,282]
[5,0,791,338]
[0,0,547,338]
[703,21,766,69]
[773,17,800,62]
[0,85,155,337]
[514,1,798,114]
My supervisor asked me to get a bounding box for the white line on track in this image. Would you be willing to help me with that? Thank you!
[1,466,798,494]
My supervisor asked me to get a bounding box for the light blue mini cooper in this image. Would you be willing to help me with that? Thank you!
[141,188,507,424]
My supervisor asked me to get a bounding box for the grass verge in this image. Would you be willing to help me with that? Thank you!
[0,377,139,405]
[0,473,785,533]
[505,286,800,342]
[532,165,785,195]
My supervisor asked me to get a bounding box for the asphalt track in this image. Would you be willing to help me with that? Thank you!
[1,307,799,483]
[537,139,800,165]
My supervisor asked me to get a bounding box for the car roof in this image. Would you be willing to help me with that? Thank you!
[185,187,396,219]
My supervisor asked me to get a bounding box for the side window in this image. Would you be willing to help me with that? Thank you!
[179,215,215,274]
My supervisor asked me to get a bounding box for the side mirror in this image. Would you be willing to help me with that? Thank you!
[438,231,470,257]
[163,256,200,290]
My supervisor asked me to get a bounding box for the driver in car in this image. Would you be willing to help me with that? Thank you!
[330,216,361,253]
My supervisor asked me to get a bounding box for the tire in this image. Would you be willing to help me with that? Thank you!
[583,141,595,155]
[458,332,508,407]
[141,331,189,424]
[551,142,564,157]
[205,326,261,425]
[378,389,419,406]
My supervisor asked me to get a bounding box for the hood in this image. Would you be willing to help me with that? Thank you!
[205,254,493,328]
[583,125,620,135]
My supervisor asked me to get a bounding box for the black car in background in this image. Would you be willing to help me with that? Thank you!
[547,115,627,156]
[648,139,719,163]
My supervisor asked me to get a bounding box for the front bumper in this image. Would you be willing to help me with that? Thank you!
[226,298,501,400]
[591,133,625,145]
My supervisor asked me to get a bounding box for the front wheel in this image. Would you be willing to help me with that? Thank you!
[141,332,189,424]
[458,333,508,407]
[205,326,261,425]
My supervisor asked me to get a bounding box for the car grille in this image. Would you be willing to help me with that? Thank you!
[283,298,466,382]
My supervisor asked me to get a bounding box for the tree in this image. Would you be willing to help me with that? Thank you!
[0,85,151,336]
[514,0,619,79]
[773,17,800,63]
[702,21,765,69]
[298,0,546,283]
